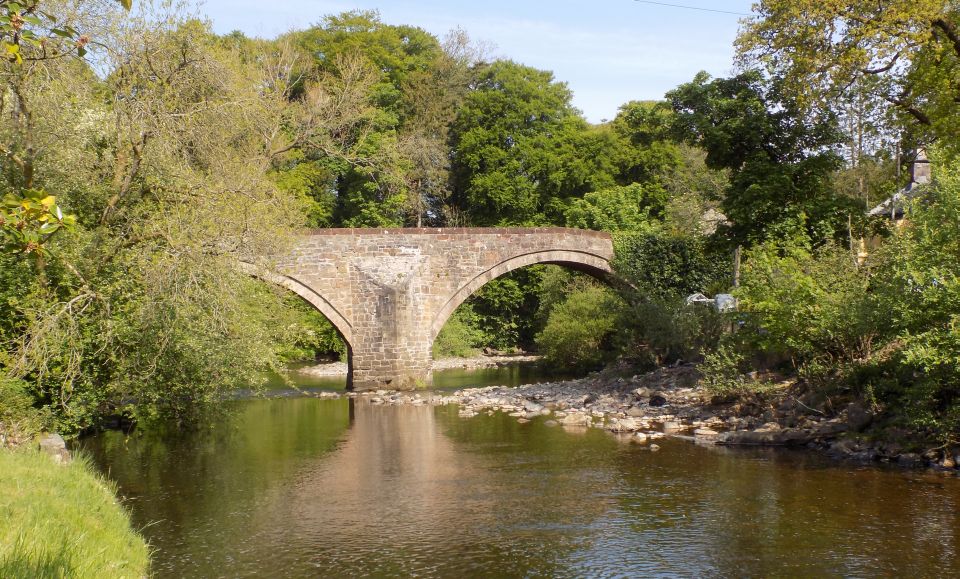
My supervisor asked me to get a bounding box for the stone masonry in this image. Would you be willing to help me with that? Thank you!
[258,227,614,390]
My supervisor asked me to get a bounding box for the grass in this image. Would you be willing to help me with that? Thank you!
[0,448,150,578]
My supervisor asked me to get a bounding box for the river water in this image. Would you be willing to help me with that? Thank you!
[84,368,960,578]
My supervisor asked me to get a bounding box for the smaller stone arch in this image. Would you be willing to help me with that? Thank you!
[238,262,353,346]
[430,249,615,342]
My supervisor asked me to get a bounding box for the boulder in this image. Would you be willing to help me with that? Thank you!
[626,406,646,417]
[523,400,543,413]
[662,421,686,434]
[846,402,874,432]
[716,428,811,447]
[648,391,668,407]
[897,453,923,468]
[693,428,720,443]
[38,433,70,463]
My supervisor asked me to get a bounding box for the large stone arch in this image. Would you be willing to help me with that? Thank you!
[430,249,615,342]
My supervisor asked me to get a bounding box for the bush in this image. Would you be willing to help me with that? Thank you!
[0,375,48,447]
[698,345,750,398]
[612,231,729,300]
[536,285,625,371]
[735,236,880,368]
[433,304,489,359]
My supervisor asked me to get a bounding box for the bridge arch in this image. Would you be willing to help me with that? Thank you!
[238,262,354,346]
[430,249,615,342]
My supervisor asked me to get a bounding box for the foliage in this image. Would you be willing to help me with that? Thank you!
[613,231,729,300]
[735,237,880,367]
[668,70,856,247]
[432,304,489,359]
[536,285,625,371]
[737,1,960,148]
[698,345,751,398]
[0,0,130,258]
[0,374,48,446]
[0,449,149,578]
[449,60,615,226]
[564,183,665,232]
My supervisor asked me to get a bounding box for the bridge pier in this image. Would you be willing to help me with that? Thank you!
[266,228,615,391]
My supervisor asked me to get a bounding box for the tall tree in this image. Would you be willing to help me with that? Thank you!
[738,1,960,149]
[449,60,613,226]
[668,71,854,246]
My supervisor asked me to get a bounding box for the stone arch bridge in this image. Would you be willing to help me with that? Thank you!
[247,228,615,390]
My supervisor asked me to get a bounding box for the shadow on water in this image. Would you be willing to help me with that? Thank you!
[83,392,960,578]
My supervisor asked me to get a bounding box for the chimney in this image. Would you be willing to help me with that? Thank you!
[911,148,931,186]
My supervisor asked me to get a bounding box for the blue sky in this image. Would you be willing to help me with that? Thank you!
[198,1,754,123]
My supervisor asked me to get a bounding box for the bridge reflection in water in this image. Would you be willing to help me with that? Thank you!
[86,396,960,578]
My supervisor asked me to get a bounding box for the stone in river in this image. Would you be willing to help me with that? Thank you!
[648,391,668,407]
[662,421,686,433]
[626,406,646,417]
[649,444,661,452]
[693,428,719,443]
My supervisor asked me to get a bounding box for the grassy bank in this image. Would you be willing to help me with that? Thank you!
[0,449,149,578]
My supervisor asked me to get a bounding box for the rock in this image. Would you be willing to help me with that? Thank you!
[523,400,543,413]
[649,444,661,452]
[815,419,849,437]
[693,428,720,443]
[544,420,558,427]
[897,453,923,468]
[755,422,782,433]
[634,432,648,443]
[939,456,956,469]
[560,412,591,426]
[517,418,530,424]
[845,402,874,432]
[633,387,651,400]
[626,406,646,417]
[648,391,668,407]
[662,421,686,434]
[38,433,70,463]
[717,428,812,447]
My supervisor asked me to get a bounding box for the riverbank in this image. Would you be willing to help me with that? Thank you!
[309,364,958,473]
[295,353,542,377]
[0,447,150,577]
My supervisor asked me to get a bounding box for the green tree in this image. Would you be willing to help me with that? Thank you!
[449,60,614,226]
[668,70,855,246]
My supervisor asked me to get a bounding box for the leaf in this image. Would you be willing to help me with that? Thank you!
[53,205,63,220]
[38,222,60,235]
[117,0,133,10]
[51,28,73,39]
[40,195,55,208]
[77,45,86,58]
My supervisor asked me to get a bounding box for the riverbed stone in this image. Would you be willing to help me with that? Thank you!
[649,391,668,407]
[846,402,874,432]
[662,421,686,434]
[693,428,719,443]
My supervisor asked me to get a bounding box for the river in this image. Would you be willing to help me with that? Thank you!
[83,367,960,578]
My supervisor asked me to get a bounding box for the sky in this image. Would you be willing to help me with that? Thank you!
[197,1,755,123]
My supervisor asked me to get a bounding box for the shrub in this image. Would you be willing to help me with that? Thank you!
[699,345,749,398]
[0,375,48,447]
[433,304,489,359]
[536,285,625,371]
[735,236,880,368]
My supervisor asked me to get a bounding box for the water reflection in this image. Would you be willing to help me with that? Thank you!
[85,398,960,578]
